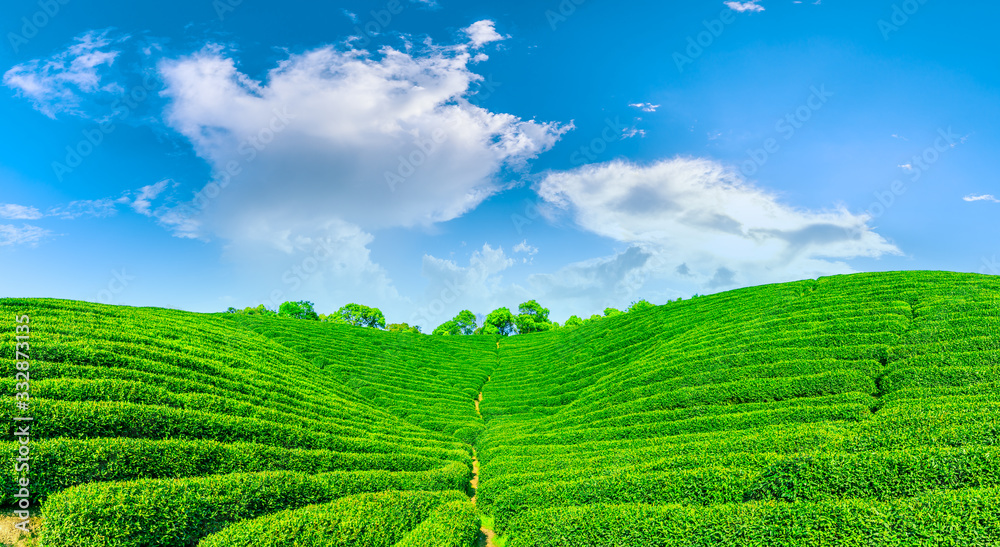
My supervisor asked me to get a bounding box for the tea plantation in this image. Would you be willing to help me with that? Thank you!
[2,270,999,546]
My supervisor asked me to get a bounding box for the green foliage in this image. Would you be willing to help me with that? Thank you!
[198,490,469,547]
[226,304,276,316]
[387,322,422,334]
[626,299,655,313]
[4,271,1000,546]
[433,310,477,336]
[514,300,552,334]
[478,307,517,336]
[40,463,469,546]
[278,300,319,321]
[336,303,386,329]
[603,307,622,317]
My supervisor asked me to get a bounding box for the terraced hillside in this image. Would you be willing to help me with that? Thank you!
[2,270,999,546]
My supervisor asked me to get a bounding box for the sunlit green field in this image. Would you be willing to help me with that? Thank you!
[3,270,999,546]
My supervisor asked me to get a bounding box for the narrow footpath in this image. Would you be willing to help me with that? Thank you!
[471,380,498,547]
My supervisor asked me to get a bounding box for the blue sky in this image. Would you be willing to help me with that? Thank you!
[1,0,997,330]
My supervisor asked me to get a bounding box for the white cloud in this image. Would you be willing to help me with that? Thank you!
[898,163,913,171]
[0,204,43,220]
[622,127,646,139]
[129,180,171,216]
[413,243,524,327]
[156,38,567,244]
[48,198,120,220]
[3,30,124,118]
[513,239,538,264]
[724,1,765,12]
[513,240,538,255]
[0,224,50,246]
[536,158,900,290]
[153,33,566,323]
[964,194,1000,203]
[463,20,508,48]
[629,102,660,113]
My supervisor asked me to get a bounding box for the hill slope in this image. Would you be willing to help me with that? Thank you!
[2,270,999,546]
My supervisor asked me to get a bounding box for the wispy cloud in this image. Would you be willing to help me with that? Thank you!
[963,194,1000,203]
[0,204,43,220]
[129,180,171,216]
[724,1,765,13]
[3,30,126,118]
[0,224,51,246]
[48,198,120,220]
[629,102,660,112]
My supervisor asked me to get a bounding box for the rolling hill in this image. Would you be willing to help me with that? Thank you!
[2,270,999,546]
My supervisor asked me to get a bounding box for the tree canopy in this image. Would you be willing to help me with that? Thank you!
[387,322,422,334]
[277,300,319,321]
[627,299,655,313]
[515,300,553,334]
[433,310,478,336]
[477,307,517,336]
[226,304,276,317]
[336,303,386,329]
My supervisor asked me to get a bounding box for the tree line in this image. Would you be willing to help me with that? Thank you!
[225,297,692,336]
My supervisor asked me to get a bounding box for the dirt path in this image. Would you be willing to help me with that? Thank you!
[0,515,40,546]
[471,388,499,547]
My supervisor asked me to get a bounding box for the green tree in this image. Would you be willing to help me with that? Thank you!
[433,320,460,336]
[433,310,477,336]
[453,310,477,335]
[563,315,584,328]
[515,300,553,334]
[603,307,622,317]
[278,300,319,320]
[627,299,655,313]
[226,304,276,317]
[336,303,386,329]
[318,313,344,323]
[387,322,422,334]
[477,307,517,336]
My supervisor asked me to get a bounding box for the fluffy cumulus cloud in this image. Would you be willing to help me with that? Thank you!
[152,30,566,316]
[536,158,901,291]
[3,31,124,118]
[463,20,508,48]
[157,38,567,243]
